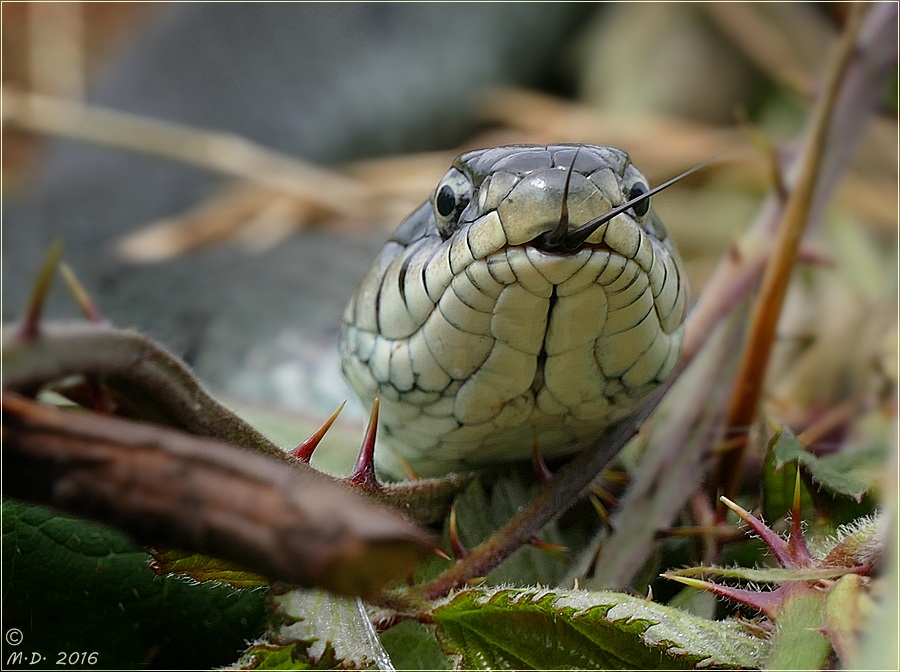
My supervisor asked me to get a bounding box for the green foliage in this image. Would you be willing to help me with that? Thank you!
[764,590,830,670]
[265,589,392,670]
[2,500,266,669]
[770,426,885,500]
[430,587,768,670]
[238,640,343,670]
[147,547,270,588]
[379,621,454,671]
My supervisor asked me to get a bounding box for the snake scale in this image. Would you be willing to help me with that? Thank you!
[340,144,688,478]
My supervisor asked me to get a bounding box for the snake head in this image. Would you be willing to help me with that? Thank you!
[434,144,676,255]
[341,144,692,477]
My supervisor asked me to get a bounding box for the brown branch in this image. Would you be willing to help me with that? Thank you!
[2,320,467,524]
[2,392,434,598]
[3,321,290,461]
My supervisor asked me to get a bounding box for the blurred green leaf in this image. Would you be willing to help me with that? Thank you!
[2,500,266,669]
[770,427,885,500]
[414,471,573,587]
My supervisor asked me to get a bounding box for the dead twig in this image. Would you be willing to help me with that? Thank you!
[1,86,370,217]
[2,392,433,598]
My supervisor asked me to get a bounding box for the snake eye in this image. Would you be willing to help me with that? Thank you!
[628,182,650,217]
[436,185,456,217]
[433,167,473,238]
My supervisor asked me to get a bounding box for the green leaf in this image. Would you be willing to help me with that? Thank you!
[238,640,344,670]
[2,500,266,669]
[763,589,830,670]
[260,589,393,670]
[148,547,270,588]
[379,620,453,670]
[770,426,885,500]
[762,445,812,523]
[431,587,768,670]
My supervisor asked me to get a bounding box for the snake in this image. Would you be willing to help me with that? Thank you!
[340,144,688,478]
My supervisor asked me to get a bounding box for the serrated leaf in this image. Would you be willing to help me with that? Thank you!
[147,547,270,588]
[263,589,393,670]
[379,620,453,671]
[2,500,266,669]
[770,426,885,499]
[238,640,344,670]
[431,587,768,670]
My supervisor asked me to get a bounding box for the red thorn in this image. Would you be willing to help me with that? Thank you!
[787,470,814,566]
[433,547,452,562]
[720,496,797,568]
[588,492,613,531]
[531,442,553,484]
[19,240,63,340]
[349,395,381,489]
[528,536,568,555]
[665,574,787,619]
[288,401,346,463]
[59,262,103,322]
[448,506,468,559]
[590,483,618,507]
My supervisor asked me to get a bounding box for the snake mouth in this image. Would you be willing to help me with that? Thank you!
[532,155,708,254]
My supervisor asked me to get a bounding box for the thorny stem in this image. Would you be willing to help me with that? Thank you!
[2,322,466,524]
[3,392,432,596]
[420,378,674,600]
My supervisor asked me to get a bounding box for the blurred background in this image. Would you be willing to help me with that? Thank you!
[3,3,896,441]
